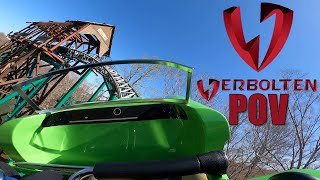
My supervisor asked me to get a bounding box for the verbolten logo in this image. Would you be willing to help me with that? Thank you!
[224,3,294,72]
[197,3,317,126]
[197,79,219,101]
[198,3,294,103]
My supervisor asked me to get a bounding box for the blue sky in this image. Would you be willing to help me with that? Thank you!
[0,0,319,80]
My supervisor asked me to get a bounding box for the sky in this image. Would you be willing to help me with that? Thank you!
[0,0,319,81]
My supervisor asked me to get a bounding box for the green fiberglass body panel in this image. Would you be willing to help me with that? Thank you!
[0,98,230,166]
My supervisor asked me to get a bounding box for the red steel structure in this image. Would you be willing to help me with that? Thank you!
[0,21,138,121]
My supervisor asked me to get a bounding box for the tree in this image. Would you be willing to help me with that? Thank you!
[225,70,320,179]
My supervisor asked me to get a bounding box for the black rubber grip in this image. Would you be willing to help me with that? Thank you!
[93,151,228,179]
[198,151,228,175]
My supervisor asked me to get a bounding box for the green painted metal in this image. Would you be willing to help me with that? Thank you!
[0,91,21,105]
[0,52,10,61]
[2,63,60,120]
[0,78,48,105]
[208,175,229,180]
[15,96,24,106]
[0,59,59,114]
[105,79,118,100]
[249,169,320,180]
[39,55,61,69]
[54,70,91,108]
[26,60,37,77]
[88,82,105,102]
[6,77,51,120]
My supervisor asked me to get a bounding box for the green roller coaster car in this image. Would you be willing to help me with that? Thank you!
[0,60,231,179]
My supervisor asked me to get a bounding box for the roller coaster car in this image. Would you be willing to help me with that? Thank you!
[0,60,231,179]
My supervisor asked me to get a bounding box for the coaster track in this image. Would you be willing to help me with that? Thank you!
[0,21,138,121]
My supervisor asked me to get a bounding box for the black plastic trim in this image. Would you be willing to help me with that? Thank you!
[93,151,228,179]
[42,104,188,127]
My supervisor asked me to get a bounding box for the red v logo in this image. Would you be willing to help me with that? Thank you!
[197,79,220,101]
[223,3,294,72]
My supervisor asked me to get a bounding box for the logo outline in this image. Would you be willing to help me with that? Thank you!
[223,3,294,72]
